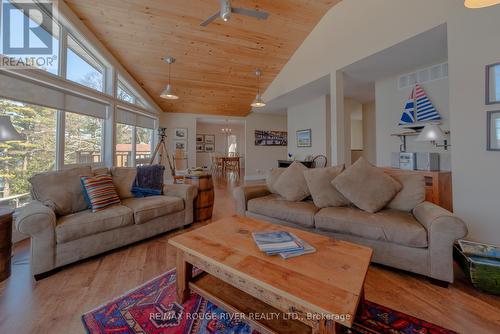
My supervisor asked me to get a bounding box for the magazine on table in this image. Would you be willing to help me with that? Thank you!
[252,231,303,254]
[252,231,316,258]
[279,233,316,259]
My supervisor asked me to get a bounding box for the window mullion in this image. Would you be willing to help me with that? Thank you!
[59,26,68,79]
[55,111,65,170]
[131,126,137,167]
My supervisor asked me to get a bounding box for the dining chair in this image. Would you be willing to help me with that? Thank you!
[312,155,328,168]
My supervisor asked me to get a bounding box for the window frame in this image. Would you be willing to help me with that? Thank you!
[114,122,154,167]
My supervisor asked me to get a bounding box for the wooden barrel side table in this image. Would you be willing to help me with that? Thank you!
[184,173,214,222]
[0,207,14,282]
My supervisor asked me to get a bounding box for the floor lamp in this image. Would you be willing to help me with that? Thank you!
[0,115,23,282]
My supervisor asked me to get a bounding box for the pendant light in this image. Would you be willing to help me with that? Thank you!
[160,56,179,100]
[221,119,232,134]
[464,0,500,8]
[251,69,266,108]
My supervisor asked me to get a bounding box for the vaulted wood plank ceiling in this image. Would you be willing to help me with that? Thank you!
[65,0,339,116]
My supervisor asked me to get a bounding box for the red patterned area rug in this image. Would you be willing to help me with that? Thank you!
[82,269,457,334]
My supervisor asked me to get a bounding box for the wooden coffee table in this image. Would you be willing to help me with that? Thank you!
[169,216,372,334]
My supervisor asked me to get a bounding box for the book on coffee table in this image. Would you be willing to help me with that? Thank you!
[279,233,316,259]
[252,231,303,255]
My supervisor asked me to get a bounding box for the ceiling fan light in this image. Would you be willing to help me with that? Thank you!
[160,84,179,100]
[464,0,500,8]
[251,94,266,108]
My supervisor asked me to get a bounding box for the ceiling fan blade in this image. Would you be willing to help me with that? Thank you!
[231,7,269,20]
[200,11,221,26]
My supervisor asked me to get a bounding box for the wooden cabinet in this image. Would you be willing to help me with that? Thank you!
[0,207,14,282]
[382,168,453,212]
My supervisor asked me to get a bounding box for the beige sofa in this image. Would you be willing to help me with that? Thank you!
[234,182,468,284]
[15,166,197,278]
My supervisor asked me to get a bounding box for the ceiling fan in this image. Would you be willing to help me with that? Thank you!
[200,0,270,27]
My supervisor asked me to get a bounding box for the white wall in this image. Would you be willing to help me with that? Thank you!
[287,96,330,161]
[263,0,500,243]
[196,122,245,168]
[158,113,197,170]
[375,64,451,170]
[448,6,500,244]
[245,113,287,180]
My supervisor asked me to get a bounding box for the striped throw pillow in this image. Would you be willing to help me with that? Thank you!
[81,175,121,212]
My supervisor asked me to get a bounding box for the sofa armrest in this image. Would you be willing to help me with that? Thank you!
[233,185,271,216]
[413,202,468,282]
[15,201,57,275]
[16,200,56,236]
[164,184,198,224]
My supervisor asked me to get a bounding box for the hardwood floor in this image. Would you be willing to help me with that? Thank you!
[1,172,499,333]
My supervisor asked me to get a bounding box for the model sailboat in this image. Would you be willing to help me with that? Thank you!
[400,84,441,127]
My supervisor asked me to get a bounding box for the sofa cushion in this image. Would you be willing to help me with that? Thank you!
[387,174,426,212]
[122,196,184,225]
[56,205,133,243]
[273,161,310,201]
[266,168,286,194]
[111,167,137,199]
[315,207,428,248]
[92,167,110,176]
[81,175,121,212]
[247,194,319,228]
[29,166,93,216]
[332,158,402,213]
[303,165,349,208]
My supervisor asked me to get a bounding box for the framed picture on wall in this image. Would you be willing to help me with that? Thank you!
[204,144,215,152]
[175,140,187,151]
[487,110,500,151]
[196,144,204,152]
[296,129,312,147]
[254,130,287,146]
[486,63,500,105]
[204,135,215,144]
[174,128,188,140]
[196,134,204,143]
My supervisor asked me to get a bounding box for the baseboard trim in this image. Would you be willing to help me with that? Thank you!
[244,175,266,181]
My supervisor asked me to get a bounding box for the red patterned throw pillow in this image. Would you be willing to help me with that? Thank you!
[81,175,121,212]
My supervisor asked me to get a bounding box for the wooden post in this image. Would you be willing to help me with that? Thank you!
[176,251,193,304]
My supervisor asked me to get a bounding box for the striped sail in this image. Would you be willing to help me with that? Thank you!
[399,87,416,125]
[414,84,441,122]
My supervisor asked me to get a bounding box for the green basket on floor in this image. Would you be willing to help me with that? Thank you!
[454,240,500,295]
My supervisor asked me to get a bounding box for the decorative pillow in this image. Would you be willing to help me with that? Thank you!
[111,167,137,199]
[266,168,286,194]
[387,174,426,212]
[303,165,349,208]
[273,161,310,202]
[81,175,121,212]
[332,158,402,213]
[29,166,93,215]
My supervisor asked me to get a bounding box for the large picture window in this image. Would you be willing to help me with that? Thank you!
[66,34,104,92]
[64,112,103,165]
[136,127,153,166]
[115,123,133,167]
[0,99,57,207]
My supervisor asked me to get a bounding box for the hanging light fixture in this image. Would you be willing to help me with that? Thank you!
[251,69,266,108]
[464,0,500,8]
[221,119,232,134]
[160,56,179,100]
